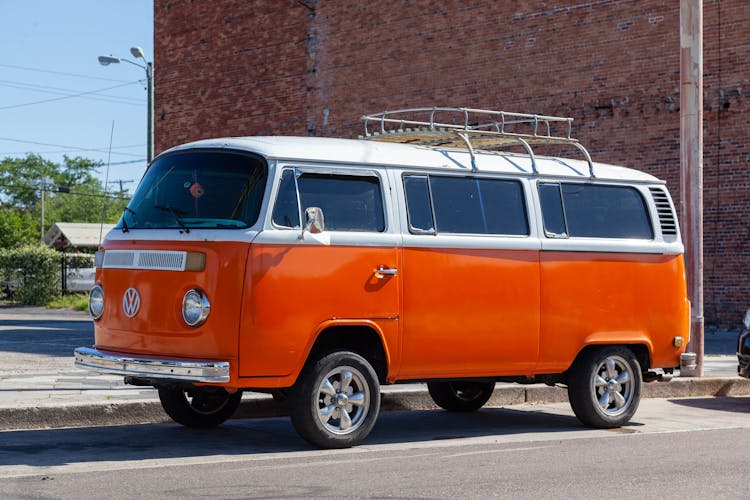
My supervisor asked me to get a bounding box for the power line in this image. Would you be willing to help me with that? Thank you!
[0,81,140,111]
[0,79,142,106]
[0,181,130,200]
[95,159,146,166]
[0,144,145,155]
[0,62,132,83]
[0,136,144,158]
[109,179,135,192]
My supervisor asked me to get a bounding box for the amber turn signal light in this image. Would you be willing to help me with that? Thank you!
[185,252,206,271]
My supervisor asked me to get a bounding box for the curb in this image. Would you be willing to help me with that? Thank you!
[3,377,750,432]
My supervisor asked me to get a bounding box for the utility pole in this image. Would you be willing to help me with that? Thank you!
[40,181,45,241]
[680,0,704,376]
[39,177,51,242]
[109,179,134,193]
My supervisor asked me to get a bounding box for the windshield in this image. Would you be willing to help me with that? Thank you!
[119,150,267,230]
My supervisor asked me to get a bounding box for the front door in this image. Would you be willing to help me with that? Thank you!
[239,166,400,378]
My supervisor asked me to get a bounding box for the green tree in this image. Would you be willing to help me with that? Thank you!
[0,154,56,209]
[0,208,37,248]
[0,154,129,246]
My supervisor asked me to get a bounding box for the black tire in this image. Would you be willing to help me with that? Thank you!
[427,380,495,412]
[290,351,380,449]
[567,346,642,428]
[158,386,242,428]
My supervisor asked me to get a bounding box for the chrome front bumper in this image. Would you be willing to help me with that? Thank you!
[74,347,230,383]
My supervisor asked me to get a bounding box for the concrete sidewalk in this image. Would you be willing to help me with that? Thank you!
[1,305,749,431]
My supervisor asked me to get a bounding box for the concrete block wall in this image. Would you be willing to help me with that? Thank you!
[154,0,750,326]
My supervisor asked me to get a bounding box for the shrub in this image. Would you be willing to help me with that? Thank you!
[46,293,89,311]
[0,245,62,305]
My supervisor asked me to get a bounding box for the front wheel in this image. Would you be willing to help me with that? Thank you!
[158,386,242,428]
[427,381,495,412]
[567,346,642,428]
[290,351,380,448]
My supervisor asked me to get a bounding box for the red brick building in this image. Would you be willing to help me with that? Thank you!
[154,0,750,326]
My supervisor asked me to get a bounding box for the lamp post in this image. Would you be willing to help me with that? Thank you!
[98,47,154,163]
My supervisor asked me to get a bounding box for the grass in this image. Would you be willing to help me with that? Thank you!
[46,293,88,311]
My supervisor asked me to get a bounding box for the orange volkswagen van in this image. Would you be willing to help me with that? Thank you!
[75,108,689,448]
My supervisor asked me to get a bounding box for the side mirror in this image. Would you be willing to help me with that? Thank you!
[304,207,325,234]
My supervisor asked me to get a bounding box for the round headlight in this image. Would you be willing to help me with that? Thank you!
[182,289,210,327]
[743,309,750,330]
[89,285,104,320]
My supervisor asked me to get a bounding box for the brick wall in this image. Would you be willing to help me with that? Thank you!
[155,0,750,327]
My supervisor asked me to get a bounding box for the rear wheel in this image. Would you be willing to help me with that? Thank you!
[290,351,380,449]
[158,386,242,428]
[567,346,642,428]
[427,380,495,412]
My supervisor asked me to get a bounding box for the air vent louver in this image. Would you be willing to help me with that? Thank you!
[102,250,187,271]
[649,188,678,236]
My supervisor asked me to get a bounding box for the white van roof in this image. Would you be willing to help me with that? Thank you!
[162,136,662,184]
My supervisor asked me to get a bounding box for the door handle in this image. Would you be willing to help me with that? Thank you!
[374,266,398,279]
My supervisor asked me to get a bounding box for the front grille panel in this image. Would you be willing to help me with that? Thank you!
[102,250,187,271]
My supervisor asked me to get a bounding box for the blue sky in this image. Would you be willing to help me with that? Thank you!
[0,0,153,190]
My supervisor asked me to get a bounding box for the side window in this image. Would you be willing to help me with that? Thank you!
[272,170,300,228]
[272,170,385,232]
[430,177,486,234]
[538,182,653,239]
[538,183,567,237]
[404,175,528,236]
[476,178,529,236]
[403,176,435,233]
[562,184,652,239]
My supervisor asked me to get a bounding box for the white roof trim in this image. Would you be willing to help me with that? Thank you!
[160,136,662,184]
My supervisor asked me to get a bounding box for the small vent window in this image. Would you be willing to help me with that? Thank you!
[649,187,678,236]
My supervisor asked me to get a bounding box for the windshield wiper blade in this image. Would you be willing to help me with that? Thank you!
[154,204,190,233]
[121,207,137,233]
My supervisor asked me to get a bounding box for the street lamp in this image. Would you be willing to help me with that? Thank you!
[98,46,154,163]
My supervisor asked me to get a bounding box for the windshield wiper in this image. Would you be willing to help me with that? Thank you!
[121,207,137,233]
[154,204,190,233]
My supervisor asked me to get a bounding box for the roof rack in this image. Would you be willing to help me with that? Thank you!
[360,107,594,177]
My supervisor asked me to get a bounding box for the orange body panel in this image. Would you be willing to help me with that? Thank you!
[239,243,399,380]
[94,240,249,364]
[92,239,688,389]
[537,252,689,372]
[398,247,540,379]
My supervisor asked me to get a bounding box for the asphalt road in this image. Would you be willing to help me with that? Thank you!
[0,307,92,374]
[1,397,749,499]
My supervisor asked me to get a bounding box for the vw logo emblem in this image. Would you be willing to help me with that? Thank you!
[122,288,141,318]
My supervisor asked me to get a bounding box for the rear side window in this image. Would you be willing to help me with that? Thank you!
[272,170,385,232]
[538,183,653,239]
[404,175,528,236]
[538,183,567,237]
[403,176,434,233]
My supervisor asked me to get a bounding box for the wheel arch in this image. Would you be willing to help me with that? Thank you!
[569,342,652,375]
[300,320,390,384]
